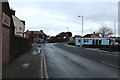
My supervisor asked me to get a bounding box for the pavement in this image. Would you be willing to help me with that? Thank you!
[65,43,120,55]
[2,44,47,79]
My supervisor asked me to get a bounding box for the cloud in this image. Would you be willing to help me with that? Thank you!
[9,1,118,36]
[9,0,119,2]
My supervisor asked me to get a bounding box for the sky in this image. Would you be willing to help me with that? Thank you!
[9,0,119,36]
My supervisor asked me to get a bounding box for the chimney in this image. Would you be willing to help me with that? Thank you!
[10,9,15,15]
[31,31,33,34]
[40,30,43,33]
[21,20,25,25]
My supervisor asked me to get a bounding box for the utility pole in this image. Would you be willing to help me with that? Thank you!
[91,28,92,34]
[113,21,117,46]
[114,21,116,37]
[66,27,69,42]
[78,16,83,36]
[66,27,69,32]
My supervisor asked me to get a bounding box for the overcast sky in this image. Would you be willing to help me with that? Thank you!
[9,0,119,36]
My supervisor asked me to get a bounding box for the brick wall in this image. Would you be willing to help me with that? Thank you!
[10,36,32,61]
[2,26,10,66]
[2,2,31,66]
[2,2,15,66]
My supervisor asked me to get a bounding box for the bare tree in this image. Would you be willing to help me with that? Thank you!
[97,26,113,37]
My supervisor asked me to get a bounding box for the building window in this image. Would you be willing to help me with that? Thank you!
[78,40,81,42]
[84,39,89,43]
[20,27,22,30]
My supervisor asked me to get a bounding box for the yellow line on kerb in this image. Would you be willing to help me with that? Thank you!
[40,46,48,80]
[43,49,48,79]
[40,49,44,79]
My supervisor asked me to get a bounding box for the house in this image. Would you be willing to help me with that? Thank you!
[11,10,25,37]
[75,32,115,47]
[1,1,15,66]
[75,37,115,47]
[25,30,47,43]
[83,32,100,38]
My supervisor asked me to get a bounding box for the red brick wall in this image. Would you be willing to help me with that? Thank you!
[2,2,15,66]
[2,26,10,66]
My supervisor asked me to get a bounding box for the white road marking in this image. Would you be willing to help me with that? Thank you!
[32,51,38,54]
[22,63,30,68]
[65,44,76,47]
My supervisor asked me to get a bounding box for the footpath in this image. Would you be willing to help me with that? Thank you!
[2,45,47,79]
[65,44,120,55]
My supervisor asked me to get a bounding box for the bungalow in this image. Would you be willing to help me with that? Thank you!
[75,37,115,47]
[75,33,115,47]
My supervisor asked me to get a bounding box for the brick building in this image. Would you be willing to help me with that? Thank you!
[1,2,15,66]
[25,30,47,43]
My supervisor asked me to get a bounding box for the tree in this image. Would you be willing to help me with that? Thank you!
[97,26,113,37]
[55,32,72,38]
[66,32,72,37]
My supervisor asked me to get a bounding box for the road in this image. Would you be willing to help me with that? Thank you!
[42,43,119,78]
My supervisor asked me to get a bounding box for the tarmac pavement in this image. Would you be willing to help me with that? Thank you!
[2,45,46,79]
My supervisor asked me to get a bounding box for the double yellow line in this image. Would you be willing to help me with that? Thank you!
[40,47,48,80]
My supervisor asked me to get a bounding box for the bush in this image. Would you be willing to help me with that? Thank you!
[68,40,75,45]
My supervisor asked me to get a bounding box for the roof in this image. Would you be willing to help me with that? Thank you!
[25,30,45,35]
[75,37,115,40]
[83,33,100,38]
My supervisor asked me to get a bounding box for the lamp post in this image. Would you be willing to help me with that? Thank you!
[66,27,69,32]
[114,21,116,37]
[78,16,83,36]
[66,27,69,43]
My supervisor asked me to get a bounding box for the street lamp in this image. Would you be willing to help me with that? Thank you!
[114,21,116,37]
[66,27,69,32]
[66,27,69,42]
[78,16,83,36]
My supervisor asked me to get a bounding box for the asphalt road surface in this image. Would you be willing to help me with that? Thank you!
[42,43,119,78]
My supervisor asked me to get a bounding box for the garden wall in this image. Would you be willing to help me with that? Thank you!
[9,36,32,61]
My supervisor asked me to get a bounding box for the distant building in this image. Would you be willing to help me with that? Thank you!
[74,35,81,38]
[1,2,15,66]
[83,32,100,38]
[75,32,117,46]
[75,37,115,46]
[25,30,47,43]
[11,10,25,37]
